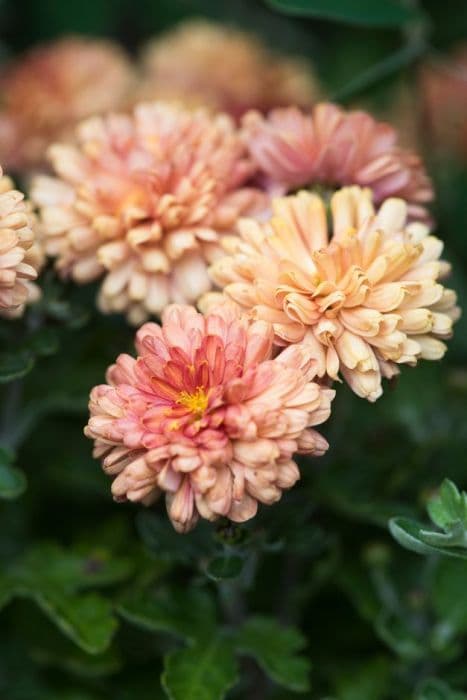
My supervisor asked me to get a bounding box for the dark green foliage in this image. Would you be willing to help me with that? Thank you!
[0,0,466,698]
[390,480,467,558]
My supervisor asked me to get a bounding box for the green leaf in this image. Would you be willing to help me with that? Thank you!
[265,0,422,27]
[0,544,124,653]
[32,591,117,655]
[27,327,60,357]
[334,657,391,700]
[416,678,467,700]
[136,511,213,563]
[432,559,467,635]
[0,350,34,382]
[0,447,26,499]
[119,587,216,644]
[427,480,467,530]
[10,543,133,592]
[236,616,310,692]
[205,554,244,582]
[331,40,426,102]
[31,639,121,678]
[375,611,426,661]
[162,636,238,700]
[389,517,467,559]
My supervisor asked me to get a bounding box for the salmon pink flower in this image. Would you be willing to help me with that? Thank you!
[420,46,467,161]
[139,20,319,119]
[31,102,266,324]
[243,103,433,222]
[0,37,134,172]
[0,169,43,318]
[85,304,334,532]
[207,187,460,401]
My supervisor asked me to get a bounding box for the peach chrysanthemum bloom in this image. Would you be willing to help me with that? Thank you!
[0,37,134,172]
[31,102,266,324]
[207,187,460,402]
[242,103,434,222]
[419,46,467,160]
[139,20,319,119]
[0,169,43,318]
[84,304,334,532]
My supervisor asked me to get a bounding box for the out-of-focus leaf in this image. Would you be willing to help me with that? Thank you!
[136,511,214,563]
[10,543,133,591]
[25,0,127,39]
[0,446,26,499]
[43,299,90,329]
[389,518,467,559]
[0,578,117,654]
[332,40,426,101]
[427,480,467,530]
[32,591,117,655]
[416,678,467,700]
[334,657,392,700]
[265,0,422,27]
[236,616,310,692]
[162,636,238,700]
[390,481,467,558]
[26,327,60,357]
[337,562,381,623]
[432,559,467,635]
[0,544,125,653]
[119,587,216,644]
[0,350,34,383]
[31,639,121,678]
[205,554,244,582]
[375,611,426,661]
[113,671,167,700]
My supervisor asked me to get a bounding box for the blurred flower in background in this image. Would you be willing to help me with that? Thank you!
[243,103,434,222]
[0,169,43,318]
[0,37,135,172]
[138,19,320,118]
[85,303,333,532]
[420,44,467,162]
[31,102,266,324]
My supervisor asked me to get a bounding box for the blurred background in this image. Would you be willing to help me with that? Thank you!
[0,1,467,698]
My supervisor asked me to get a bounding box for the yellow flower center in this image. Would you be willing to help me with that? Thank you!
[176,387,209,418]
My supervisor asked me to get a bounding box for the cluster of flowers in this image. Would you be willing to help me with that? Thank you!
[0,22,460,532]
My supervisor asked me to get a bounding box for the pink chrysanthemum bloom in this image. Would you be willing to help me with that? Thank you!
[31,102,266,324]
[139,20,319,119]
[0,37,134,172]
[242,103,434,222]
[207,187,460,402]
[84,304,334,532]
[420,46,467,160]
[0,169,43,318]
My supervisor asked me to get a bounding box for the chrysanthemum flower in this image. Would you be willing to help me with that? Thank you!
[31,102,266,324]
[0,37,134,172]
[420,46,467,160]
[207,187,459,401]
[242,103,433,222]
[139,20,319,119]
[85,304,334,532]
[0,169,43,318]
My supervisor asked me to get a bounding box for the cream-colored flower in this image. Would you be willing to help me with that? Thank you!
[0,37,135,172]
[207,187,460,401]
[31,102,266,324]
[139,20,319,119]
[0,170,43,318]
